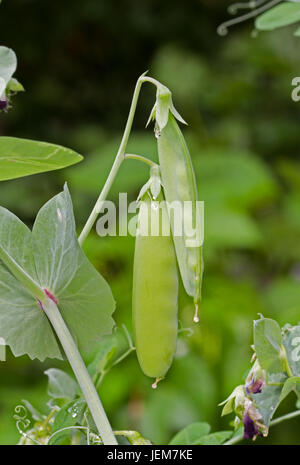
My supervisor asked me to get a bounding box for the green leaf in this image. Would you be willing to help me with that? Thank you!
[45,368,78,402]
[0,185,115,360]
[250,385,283,428]
[253,316,286,376]
[87,336,117,378]
[0,206,61,360]
[282,324,300,377]
[0,47,17,89]
[295,26,300,37]
[32,185,115,353]
[197,431,232,445]
[169,422,211,445]
[0,137,83,181]
[49,399,86,445]
[279,377,300,404]
[256,4,300,31]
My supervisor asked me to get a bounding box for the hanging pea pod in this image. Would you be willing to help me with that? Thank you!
[148,84,204,322]
[132,183,178,385]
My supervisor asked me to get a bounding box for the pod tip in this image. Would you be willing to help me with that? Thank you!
[152,377,163,389]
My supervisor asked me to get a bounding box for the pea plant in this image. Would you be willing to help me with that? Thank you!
[218,0,300,36]
[0,43,204,445]
[1,40,300,446]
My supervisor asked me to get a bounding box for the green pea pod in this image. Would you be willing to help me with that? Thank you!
[157,112,203,322]
[132,191,178,385]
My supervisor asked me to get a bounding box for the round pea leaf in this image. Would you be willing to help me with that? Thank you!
[253,316,286,376]
[169,422,211,445]
[0,184,115,360]
[0,206,61,360]
[32,185,115,353]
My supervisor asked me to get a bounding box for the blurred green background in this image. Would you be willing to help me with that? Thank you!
[1,0,300,445]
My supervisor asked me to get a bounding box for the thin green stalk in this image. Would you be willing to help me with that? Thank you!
[111,347,136,368]
[42,299,117,445]
[140,76,162,88]
[78,72,149,246]
[224,409,300,445]
[95,348,136,391]
[78,73,162,246]
[124,153,157,168]
[48,426,90,445]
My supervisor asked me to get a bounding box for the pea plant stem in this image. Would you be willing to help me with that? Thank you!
[224,409,300,445]
[42,299,117,445]
[78,73,160,246]
[79,73,146,245]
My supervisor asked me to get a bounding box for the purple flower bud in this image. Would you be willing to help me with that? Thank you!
[0,97,9,111]
[243,412,261,440]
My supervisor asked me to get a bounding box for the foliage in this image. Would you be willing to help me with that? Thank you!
[15,328,137,445]
[220,315,300,442]
[15,314,300,445]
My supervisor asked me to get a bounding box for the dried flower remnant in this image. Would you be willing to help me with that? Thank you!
[245,376,264,395]
[221,358,268,441]
[243,412,261,440]
[245,360,265,395]
[242,399,267,440]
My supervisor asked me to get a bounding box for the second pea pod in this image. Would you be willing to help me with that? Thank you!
[157,112,204,321]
